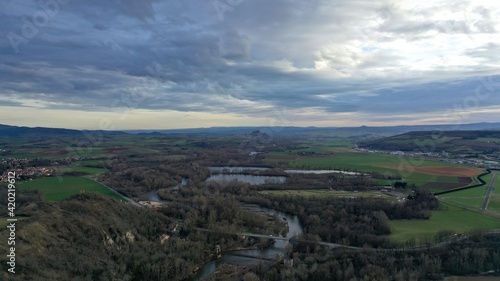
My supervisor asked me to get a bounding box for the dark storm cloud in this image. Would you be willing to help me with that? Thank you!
[1,0,500,125]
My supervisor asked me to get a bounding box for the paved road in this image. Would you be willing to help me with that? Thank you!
[196,228,353,248]
[481,172,497,210]
[85,176,143,207]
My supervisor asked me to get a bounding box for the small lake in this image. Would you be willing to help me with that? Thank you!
[285,169,366,176]
[209,166,271,173]
[206,174,286,185]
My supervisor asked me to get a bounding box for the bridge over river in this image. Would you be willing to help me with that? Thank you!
[195,228,500,253]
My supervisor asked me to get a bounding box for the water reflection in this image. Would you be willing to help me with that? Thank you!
[209,166,271,173]
[285,169,366,175]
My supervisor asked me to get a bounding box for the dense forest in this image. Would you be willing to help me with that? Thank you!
[0,189,286,281]
[251,187,438,248]
[248,233,500,281]
[2,188,496,281]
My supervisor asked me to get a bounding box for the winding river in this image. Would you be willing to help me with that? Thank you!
[140,178,188,202]
[190,205,303,280]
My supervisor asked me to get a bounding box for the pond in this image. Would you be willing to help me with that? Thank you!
[208,166,271,173]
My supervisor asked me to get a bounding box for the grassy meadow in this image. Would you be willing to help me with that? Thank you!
[266,151,482,189]
[259,189,399,201]
[62,166,106,175]
[438,172,500,213]
[18,176,122,202]
[389,202,500,242]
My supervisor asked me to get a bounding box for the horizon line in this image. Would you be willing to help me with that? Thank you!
[1,121,500,132]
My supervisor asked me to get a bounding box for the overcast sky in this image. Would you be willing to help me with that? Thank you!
[1,0,499,130]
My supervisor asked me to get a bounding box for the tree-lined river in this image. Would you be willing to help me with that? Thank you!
[190,205,303,280]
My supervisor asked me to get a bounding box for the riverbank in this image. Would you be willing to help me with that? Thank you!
[187,206,303,280]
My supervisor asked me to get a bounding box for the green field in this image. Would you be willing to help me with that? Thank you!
[266,152,479,187]
[439,185,487,208]
[489,194,500,212]
[63,166,105,175]
[18,176,122,202]
[486,172,500,212]
[390,202,500,242]
[259,189,399,201]
[391,171,500,242]
[0,146,107,159]
[123,146,161,155]
[66,147,107,158]
[76,159,106,166]
[438,172,500,213]
[268,152,461,168]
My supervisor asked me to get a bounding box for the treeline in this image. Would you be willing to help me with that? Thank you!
[242,187,438,248]
[249,232,500,281]
[0,187,291,281]
[269,173,376,191]
[101,156,211,197]
[0,192,215,281]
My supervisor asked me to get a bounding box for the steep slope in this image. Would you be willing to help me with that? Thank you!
[0,192,206,281]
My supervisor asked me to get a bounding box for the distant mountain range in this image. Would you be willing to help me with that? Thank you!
[0,124,126,138]
[1,122,500,138]
[359,130,500,155]
[125,122,500,136]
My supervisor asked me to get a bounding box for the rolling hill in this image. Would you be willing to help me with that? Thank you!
[359,130,500,156]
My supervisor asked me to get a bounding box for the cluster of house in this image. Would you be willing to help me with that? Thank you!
[0,167,55,182]
[358,148,500,168]
[0,156,97,182]
[440,158,500,167]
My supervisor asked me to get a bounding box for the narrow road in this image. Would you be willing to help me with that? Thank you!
[195,228,500,252]
[84,176,143,208]
[481,172,497,210]
[196,228,360,250]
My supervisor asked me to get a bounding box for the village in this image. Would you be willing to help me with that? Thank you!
[0,157,87,182]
